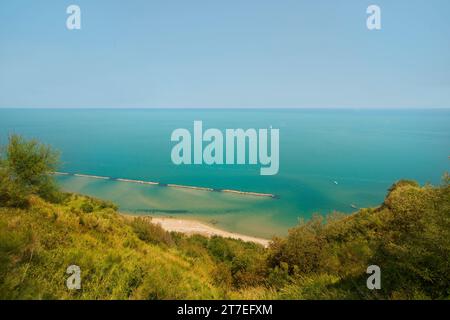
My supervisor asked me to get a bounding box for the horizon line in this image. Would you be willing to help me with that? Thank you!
[1,106,450,110]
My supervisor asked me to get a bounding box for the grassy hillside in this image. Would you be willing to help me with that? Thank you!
[1,177,448,299]
[0,135,449,299]
[267,178,450,299]
[0,193,270,299]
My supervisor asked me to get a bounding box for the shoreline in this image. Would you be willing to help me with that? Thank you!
[124,214,271,247]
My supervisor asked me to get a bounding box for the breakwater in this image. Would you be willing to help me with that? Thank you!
[53,172,278,199]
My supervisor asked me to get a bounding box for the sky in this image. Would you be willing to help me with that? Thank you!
[0,0,449,108]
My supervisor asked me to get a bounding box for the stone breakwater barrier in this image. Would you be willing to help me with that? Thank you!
[52,172,278,199]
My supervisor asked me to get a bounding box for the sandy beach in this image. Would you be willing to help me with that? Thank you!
[129,215,271,247]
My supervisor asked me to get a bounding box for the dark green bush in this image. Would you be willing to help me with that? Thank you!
[0,135,61,207]
[130,217,174,246]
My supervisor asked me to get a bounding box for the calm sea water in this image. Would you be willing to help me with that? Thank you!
[1,109,449,238]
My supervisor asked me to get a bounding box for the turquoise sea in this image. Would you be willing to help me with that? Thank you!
[1,109,449,238]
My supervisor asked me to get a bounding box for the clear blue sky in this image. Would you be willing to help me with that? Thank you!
[1,0,449,108]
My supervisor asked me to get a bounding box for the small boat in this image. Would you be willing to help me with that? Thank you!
[333,180,338,185]
[350,204,358,209]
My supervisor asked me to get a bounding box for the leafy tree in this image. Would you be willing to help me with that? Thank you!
[0,134,60,207]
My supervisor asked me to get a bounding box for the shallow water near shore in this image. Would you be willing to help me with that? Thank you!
[1,108,449,238]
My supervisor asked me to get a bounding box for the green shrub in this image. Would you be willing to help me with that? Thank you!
[130,217,174,246]
[0,135,61,207]
[80,202,94,213]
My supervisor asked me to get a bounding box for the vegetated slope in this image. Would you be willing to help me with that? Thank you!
[0,180,448,299]
[267,178,450,299]
[0,194,268,299]
[2,135,448,299]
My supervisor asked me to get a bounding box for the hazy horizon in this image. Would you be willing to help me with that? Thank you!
[1,106,450,109]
